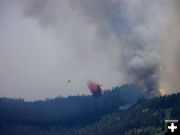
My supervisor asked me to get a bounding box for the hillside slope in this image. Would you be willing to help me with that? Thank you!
[0,89,179,135]
[0,84,143,127]
[65,93,180,135]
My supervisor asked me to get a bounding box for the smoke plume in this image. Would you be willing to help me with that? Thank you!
[159,0,180,95]
[0,0,179,99]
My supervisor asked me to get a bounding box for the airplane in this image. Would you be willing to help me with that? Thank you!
[67,79,71,83]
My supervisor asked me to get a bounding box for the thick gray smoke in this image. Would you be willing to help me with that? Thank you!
[22,0,163,98]
[0,0,179,100]
[67,0,180,97]
[159,0,180,95]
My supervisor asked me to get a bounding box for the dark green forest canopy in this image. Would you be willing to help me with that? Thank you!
[0,84,144,127]
[0,84,179,135]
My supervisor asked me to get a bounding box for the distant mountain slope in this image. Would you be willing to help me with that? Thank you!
[0,84,144,128]
[65,93,180,135]
[0,87,179,135]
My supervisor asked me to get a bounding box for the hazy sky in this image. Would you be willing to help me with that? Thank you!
[0,0,179,100]
[0,0,125,100]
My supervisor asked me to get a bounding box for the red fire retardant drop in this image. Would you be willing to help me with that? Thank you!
[87,80,102,97]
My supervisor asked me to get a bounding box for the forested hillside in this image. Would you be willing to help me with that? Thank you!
[0,85,179,135]
[65,93,180,135]
[0,84,143,128]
